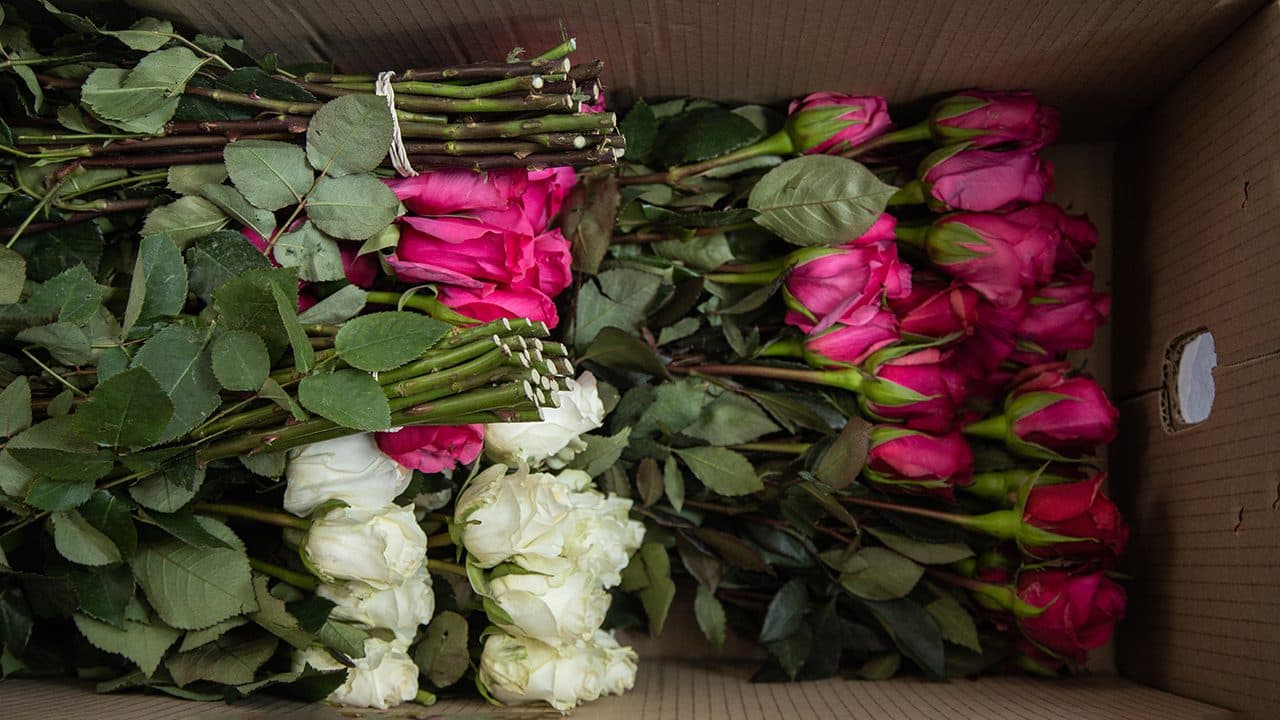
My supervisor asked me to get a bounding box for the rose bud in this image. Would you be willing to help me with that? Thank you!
[284,434,413,517]
[374,424,484,475]
[436,283,560,328]
[783,215,910,332]
[317,566,435,643]
[860,347,969,432]
[293,638,420,709]
[784,92,892,154]
[892,273,981,339]
[1017,568,1126,665]
[862,425,974,500]
[902,145,1053,213]
[303,504,427,589]
[897,212,1057,308]
[486,566,612,645]
[1011,278,1111,363]
[801,306,901,368]
[453,463,576,568]
[1005,202,1099,277]
[1019,472,1129,561]
[384,213,537,289]
[928,90,1061,149]
[477,630,638,712]
[950,298,1025,377]
[966,365,1118,459]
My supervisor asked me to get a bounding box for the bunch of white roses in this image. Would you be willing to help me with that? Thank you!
[284,433,435,709]
[459,374,645,712]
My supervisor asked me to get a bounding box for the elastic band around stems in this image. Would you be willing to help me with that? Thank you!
[376,71,419,177]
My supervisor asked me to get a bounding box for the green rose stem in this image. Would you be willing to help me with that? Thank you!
[425,559,468,578]
[893,222,929,249]
[843,122,932,157]
[841,494,1079,550]
[318,74,545,98]
[301,57,572,84]
[293,80,577,114]
[887,179,928,206]
[610,222,758,245]
[617,129,796,186]
[193,502,311,530]
[730,441,811,455]
[415,689,438,706]
[426,533,455,549]
[922,566,1041,616]
[363,290,476,325]
[404,147,619,170]
[965,468,1079,504]
[400,137,589,156]
[963,414,1011,441]
[396,112,616,140]
[671,363,866,392]
[249,558,319,591]
[532,37,579,62]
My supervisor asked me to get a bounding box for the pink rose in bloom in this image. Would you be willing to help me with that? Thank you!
[784,215,910,332]
[785,92,892,154]
[951,298,1025,377]
[802,306,900,368]
[529,229,574,297]
[375,425,484,474]
[920,146,1054,212]
[929,90,1061,149]
[1006,203,1099,277]
[524,167,578,230]
[862,426,975,500]
[892,273,981,339]
[388,169,525,216]
[1017,568,1126,665]
[861,348,968,432]
[436,284,560,328]
[388,214,536,288]
[1021,473,1129,562]
[1012,278,1111,363]
[921,211,1057,307]
[977,365,1118,459]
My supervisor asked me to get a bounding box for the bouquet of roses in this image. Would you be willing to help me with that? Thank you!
[565,89,1124,681]
[0,1,642,713]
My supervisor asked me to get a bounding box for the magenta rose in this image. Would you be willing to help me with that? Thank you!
[929,90,1061,149]
[387,168,525,216]
[523,167,577,230]
[524,229,573,298]
[912,211,1057,307]
[1012,278,1111,363]
[387,214,536,289]
[1017,568,1126,665]
[374,425,484,474]
[860,348,968,432]
[784,92,892,154]
[950,298,1025,377]
[1005,203,1099,277]
[863,426,975,500]
[1021,473,1129,562]
[892,273,981,339]
[919,146,1053,212]
[967,365,1118,459]
[802,306,900,368]
[436,283,559,328]
[784,215,910,332]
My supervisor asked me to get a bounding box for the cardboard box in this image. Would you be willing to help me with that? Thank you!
[3,1,1276,717]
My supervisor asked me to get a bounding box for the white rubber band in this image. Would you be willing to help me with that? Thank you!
[375,71,418,177]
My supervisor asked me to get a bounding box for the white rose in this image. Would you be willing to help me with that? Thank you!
[304,504,426,588]
[592,630,639,696]
[487,567,610,645]
[293,638,418,709]
[561,490,645,588]
[284,434,412,517]
[455,463,576,568]
[484,373,605,467]
[317,566,435,642]
[477,632,606,712]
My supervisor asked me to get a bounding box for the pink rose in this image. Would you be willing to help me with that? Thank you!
[929,91,1061,149]
[387,214,536,289]
[1012,278,1110,363]
[387,169,525,216]
[863,425,974,500]
[436,284,559,328]
[784,215,910,332]
[918,212,1057,307]
[1017,568,1126,665]
[968,365,1117,459]
[802,306,899,368]
[861,348,968,432]
[892,273,980,339]
[950,298,1025,377]
[920,147,1054,212]
[785,92,892,154]
[375,425,484,474]
[1004,203,1099,277]
[527,229,573,297]
[1021,472,1129,563]
[524,167,578,230]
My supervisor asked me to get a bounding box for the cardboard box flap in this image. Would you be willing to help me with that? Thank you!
[131,0,1262,138]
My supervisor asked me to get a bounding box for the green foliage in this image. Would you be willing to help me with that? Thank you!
[132,518,257,630]
[334,311,449,372]
[748,155,896,246]
[297,370,391,431]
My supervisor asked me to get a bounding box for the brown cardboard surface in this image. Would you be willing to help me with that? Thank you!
[131,0,1261,138]
[1111,3,1280,716]
[0,664,1235,719]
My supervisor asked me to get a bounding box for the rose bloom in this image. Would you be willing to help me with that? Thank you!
[919,146,1054,212]
[304,504,426,588]
[1017,568,1126,665]
[436,283,561,328]
[1002,365,1118,458]
[284,434,412,517]
[484,372,605,467]
[487,567,611,645]
[783,215,910,331]
[861,348,969,433]
[862,426,974,500]
[454,463,577,568]
[892,273,980,339]
[478,630,638,712]
[1021,473,1129,562]
[802,306,900,368]
[785,92,892,154]
[317,566,435,643]
[922,211,1058,307]
[1012,278,1111,363]
[929,90,1061,149]
[1005,202,1099,277]
[558,489,645,588]
[293,638,419,709]
[374,424,484,474]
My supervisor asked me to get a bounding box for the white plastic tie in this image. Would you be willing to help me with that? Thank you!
[375,71,418,177]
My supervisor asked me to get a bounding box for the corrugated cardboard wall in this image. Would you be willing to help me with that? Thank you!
[133,0,1263,138]
[1112,2,1280,716]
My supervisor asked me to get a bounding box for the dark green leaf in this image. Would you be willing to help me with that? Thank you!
[224,139,314,211]
[129,454,203,513]
[861,598,946,680]
[297,285,367,325]
[307,174,400,240]
[317,618,368,659]
[248,576,312,649]
[133,517,257,630]
[766,623,813,680]
[0,377,32,438]
[566,428,631,478]
[759,579,808,643]
[683,392,779,446]
[414,610,469,688]
[865,526,974,565]
[72,367,173,448]
[813,416,872,490]
[694,585,726,650]
[305,95,393,177]
[0,246,26,305]
[298,370,391,431]
[211,330,270,392]
[65,564,135,628]
[199,183,276,239]
[240,451,285,478]
[675,446,762,496]
[123,234,188,333]
[635,457,663,507]
[217,68,316,102]
[747,390,835,434]
[858,652,902,680]
[14,323,91,366]
[140,197,228,246]
[582,327,670,378]
[268,281,315,373]
[131,325,220,442]
[748,155,896,246]
[213,268,298,361]
[10,222,104,283]
[51,510,122,566]
[838,547,923,601]
[179,617,248,652]
[25,477,96,512]
[691,527,772,574]
[561,174,620,274]
[168,164,228,195]
[618,98,657,164]
[185,231,272,303]
[925,585,982,653]
[654,107,763,166]
[27,265,111,326]
[663,455,685,512]
[271,221,344,281]
[143,509,232,549]
[573,268,663,349]
[74,613,180,678]
[165,629,277,686]
[335,311,448,372]
[8,417,113,483]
